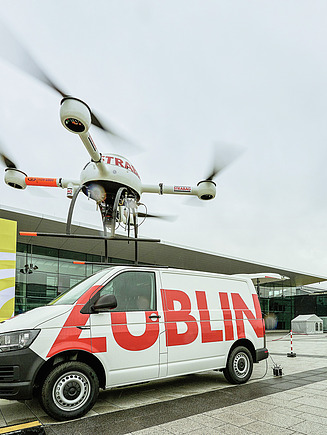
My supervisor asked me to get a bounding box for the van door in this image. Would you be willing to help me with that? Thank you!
[89,270,163,387]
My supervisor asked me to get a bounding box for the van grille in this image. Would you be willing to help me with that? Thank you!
[0,366,19,382]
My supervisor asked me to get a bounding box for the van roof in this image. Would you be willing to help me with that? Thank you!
[101,265,254,282]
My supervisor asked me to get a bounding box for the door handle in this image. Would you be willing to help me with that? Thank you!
[149,314,161,320]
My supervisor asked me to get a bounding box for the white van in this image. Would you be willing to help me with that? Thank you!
[0,266,268,420]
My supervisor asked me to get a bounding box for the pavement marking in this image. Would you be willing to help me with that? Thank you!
[0,420,42,434]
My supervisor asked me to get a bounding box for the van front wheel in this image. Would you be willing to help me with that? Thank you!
[223,346,253,384]
[40,361,99,421]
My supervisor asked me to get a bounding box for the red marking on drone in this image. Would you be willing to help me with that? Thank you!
[87,136,98,152]
[25,177,58,187]
[102,155,140,179]
[174,186,191,192]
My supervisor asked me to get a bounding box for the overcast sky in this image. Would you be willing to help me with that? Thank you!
[1,1,327,279]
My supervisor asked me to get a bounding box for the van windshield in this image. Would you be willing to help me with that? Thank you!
[49,269,110,306]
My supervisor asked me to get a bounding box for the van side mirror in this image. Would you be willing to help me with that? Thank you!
[92,294,117,312]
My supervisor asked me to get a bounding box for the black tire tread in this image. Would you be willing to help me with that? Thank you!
[39,361,99,421]
[223,345,253,385]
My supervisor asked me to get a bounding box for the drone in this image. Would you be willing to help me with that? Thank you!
[0,22,241,244]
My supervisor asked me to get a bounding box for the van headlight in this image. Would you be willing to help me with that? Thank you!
[0,330,40,352]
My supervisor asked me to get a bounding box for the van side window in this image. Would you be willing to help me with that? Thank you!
[99,271,156,312]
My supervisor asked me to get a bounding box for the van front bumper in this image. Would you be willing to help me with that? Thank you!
[255,347,269,362]
[0,348,44,400]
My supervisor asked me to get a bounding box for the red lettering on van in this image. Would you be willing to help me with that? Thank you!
[219,292,234,340]
[111,312,159,351]
[231,293,264,338]
[47,285,106,358]
[195,291,223,343]
[161,289,198,346]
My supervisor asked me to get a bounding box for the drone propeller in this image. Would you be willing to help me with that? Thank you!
[138,212,176,222]
[186,142,243,206]
[0,152,17,169]
[0,137,20,169]
[0,20,120,138]
[204,142,244,181]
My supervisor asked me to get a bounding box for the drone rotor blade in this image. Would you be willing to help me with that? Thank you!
[90,112,108,132]
[0,152,17,169]
[138,212,176,222]
[90,111,121,137]
[205,142,244,181]
[0,20,144,159]
[0,20,67,97]
[185,142,244,206]
[91,111,142,154]
[0,20,131,141]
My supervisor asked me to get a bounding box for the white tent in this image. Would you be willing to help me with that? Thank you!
[291,314,323,334]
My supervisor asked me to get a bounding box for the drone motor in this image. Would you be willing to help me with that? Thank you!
[197,180,216,200]
[60,97,92,134]
[60,97,103,163]
[4,168,27,190]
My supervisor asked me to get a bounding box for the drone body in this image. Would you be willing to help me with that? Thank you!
[3,97,218,236]
[0,23,240,239]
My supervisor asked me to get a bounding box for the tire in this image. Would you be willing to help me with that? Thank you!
[223,346,253,384]
[39,361,99,421]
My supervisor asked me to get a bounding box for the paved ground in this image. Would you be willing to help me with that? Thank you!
[0,331,326,434]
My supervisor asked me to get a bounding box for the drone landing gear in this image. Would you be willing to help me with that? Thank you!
[65,184,141,264]
[66,185,84,235]
[102,187,140,263]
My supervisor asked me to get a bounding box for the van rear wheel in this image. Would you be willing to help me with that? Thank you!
[40,361,99,421]
[223,346,253,384]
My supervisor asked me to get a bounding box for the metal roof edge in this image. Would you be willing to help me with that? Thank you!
[1,204,327,286]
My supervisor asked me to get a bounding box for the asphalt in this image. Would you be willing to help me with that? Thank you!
[0,331,326,435]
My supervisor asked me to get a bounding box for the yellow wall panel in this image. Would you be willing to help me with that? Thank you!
[0,219,17,321]
[0,277,15,292]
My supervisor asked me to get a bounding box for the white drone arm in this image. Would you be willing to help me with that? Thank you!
[141,180,216,200]
[78,132,101,163]
[142,184,197,195]
[59,178,80,188]
[60,97,106,174]
[4,169,80,198]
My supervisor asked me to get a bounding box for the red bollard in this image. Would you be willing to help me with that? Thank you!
[287,329,297,357]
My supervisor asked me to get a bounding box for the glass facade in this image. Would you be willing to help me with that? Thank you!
[260,294,327,330]
[15,242,130,313]
[259,282,327,330]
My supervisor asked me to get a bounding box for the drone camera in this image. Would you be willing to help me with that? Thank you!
[60,97,92,134]
[197,180,216,200]
[4,168,27,189]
